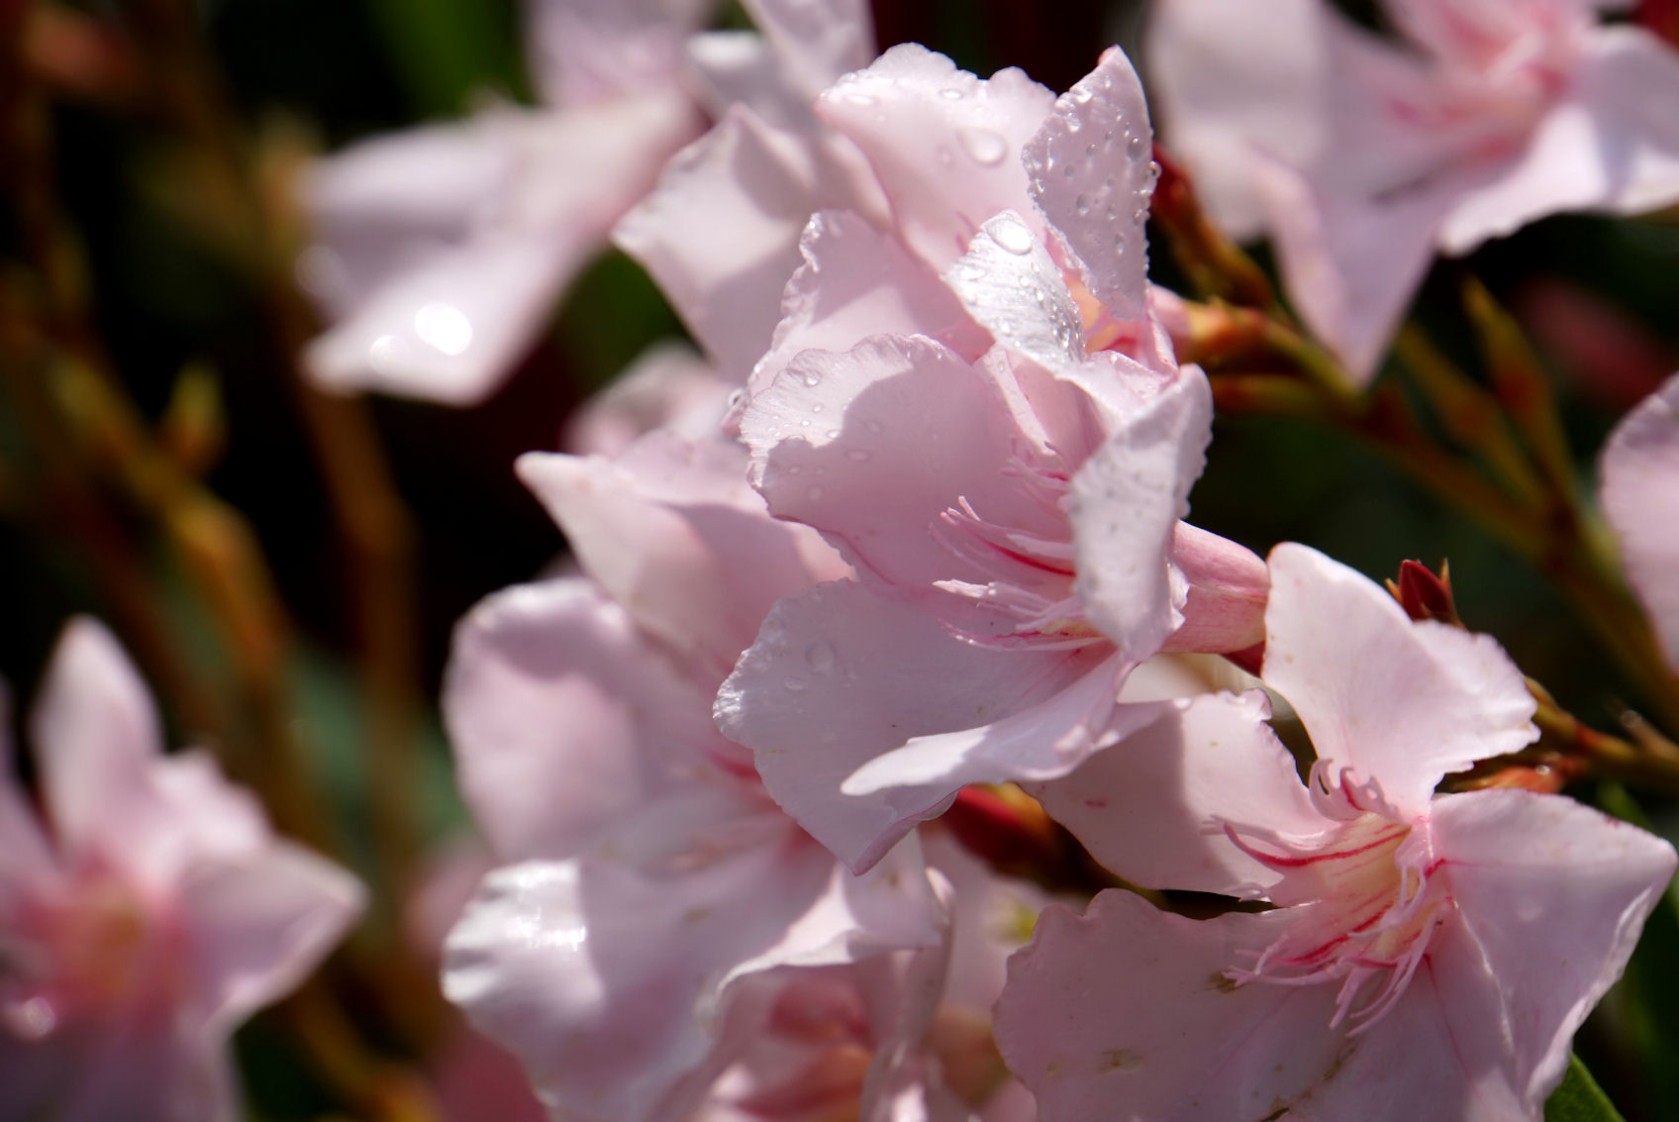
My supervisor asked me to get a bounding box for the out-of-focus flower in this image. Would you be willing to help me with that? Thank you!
[713,47,1268,874]
[1150,0,1679,381]
[996,544,1675,1120]
[0,620,364,1122]
[1601,370,1679,671]
[440,418,1013,1121]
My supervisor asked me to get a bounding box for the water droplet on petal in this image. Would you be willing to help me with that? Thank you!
[802,370,822,387]
[865,418,885,434]
[4,996,58,1041]
[1127,133,1148,161]
[958,126,1008,167]
[1074,193,1092,216]
[842,91,877,108]
[939,86,964,100]
[988,217,1035,255]
[805,639,837,673]
[414,302,473,356]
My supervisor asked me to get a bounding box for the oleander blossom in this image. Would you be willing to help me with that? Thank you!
[1601,370,1679,673]
[714,46,1268,873]
[0,620,365,1122]
[996,544,1677,1120]
[1149,0,1679,381]
[300,0,873,404]
[440,414,1029,1120]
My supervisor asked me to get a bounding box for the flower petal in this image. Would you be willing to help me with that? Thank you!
[1262,544,1536,813]
[1069,369,1212,660]
[1601,372,1679,671]
[1023,46,1157,325]
[716,579,1105,872]
[1432,787,1678,1109]
[816,45,1055,271]
[445,578,724,860]
[1031,690,1324,895]
[29,620,166,869]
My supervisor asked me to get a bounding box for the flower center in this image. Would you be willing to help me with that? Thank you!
[1,870,170,1040]
[933,448,1102,651]
[1222,768,1450,1031]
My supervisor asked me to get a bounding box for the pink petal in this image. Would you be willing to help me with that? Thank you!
[1263,544,1536,813]
[1068,369,1212,659]
[1145,0,1339,238]
[28,620,165,869]
[179,844,365,1032]
[1030,691,1326,896]
[1255,153,1455,383]
[737,0,875,100]
[740,335,1057,598]
[816,45,1056,271]
[751,209,990,399]
[524,0,710,106]
[562,343,732,458]
[444,578,724,860]
[1023,46,1157,324]
[839,654,1148,795]
[996,892,1351,1121]
[301,119,520,317]
[1601,372,1679,670]
[1570,26,1679,216]
[945,212,1086,376]
[716,579,1105,872]
[998,890,1532,1121]
[444,831,933,1122]
[1432,787,1678,1109]
[303,235,577,404]
[517,431,844,677]
[1161,522,1269,655]
[615,107,830,379]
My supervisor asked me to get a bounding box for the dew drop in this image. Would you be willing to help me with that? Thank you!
[988,217,1035,255]
[1127,133,1148,161]
[805,639,838,673]
[958,126,1008,167]
[939,86,964,100]
[3,997,57,1041]
[414,302,473,356]
[810,402,824,414]
[1074,193,1092,216]
[802,370,823,387]
[865,418,885,434]
[842,91,877,107]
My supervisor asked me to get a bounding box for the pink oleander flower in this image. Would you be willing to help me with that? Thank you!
[0,620,364,1122]
[1150,0,1679,382]
[303,0,852,404]
[713,47,1268,874]
[996,543,1676,1121]
[1601,370,1679,672]
[441,419,1013,1121]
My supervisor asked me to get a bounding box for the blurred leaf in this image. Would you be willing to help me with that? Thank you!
[1546,1055,1626,1122]
[360,0,524,116]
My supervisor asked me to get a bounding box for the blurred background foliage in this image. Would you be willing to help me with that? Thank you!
[4,0,1679,1119]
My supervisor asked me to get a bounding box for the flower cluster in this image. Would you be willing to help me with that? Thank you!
[12,1,1679,1120]
[416,5,1679,1120]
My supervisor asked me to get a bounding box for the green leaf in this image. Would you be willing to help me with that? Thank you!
[1546,1055,1626,1122]
[360,0,525,116]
